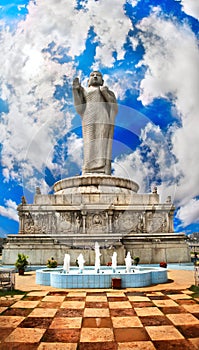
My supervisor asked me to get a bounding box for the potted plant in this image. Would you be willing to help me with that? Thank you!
[133,256,140,266]
[47,257,58,268]
[15,253,29,275]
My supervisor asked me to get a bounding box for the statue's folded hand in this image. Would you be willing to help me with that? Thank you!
[100,86,108,92]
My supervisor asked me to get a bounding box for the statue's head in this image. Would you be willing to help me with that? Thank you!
[88,71,104,87]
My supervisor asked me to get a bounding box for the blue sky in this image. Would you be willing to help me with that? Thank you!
[0,0,199,237]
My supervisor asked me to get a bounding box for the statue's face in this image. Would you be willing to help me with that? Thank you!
[88,71,103,87]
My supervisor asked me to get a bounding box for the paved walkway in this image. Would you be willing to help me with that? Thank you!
[0,269,198,349]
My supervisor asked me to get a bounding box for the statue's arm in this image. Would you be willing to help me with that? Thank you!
[72,78,85,116]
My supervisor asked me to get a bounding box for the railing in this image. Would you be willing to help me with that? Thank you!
[0,268,15,290]
[194,266,199,286]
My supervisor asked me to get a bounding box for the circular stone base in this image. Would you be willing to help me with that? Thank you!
[53,174,139,194]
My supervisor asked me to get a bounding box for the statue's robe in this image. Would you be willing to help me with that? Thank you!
[73,85,117,175]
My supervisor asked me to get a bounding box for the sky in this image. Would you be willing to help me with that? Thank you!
[0,0,199,237]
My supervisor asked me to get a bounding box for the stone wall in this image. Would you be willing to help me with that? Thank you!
[2,175,190,265]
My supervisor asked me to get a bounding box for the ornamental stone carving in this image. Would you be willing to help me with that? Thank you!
[23,213,47,234]
[58,212,72,233]
[115,211,140,232]
[86,212,108,233]
[147,212,165,233]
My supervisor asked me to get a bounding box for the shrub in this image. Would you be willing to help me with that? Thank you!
[133,256,140,266]
[47,257,58,268]
[15,253,29,270]
[15,253,29,275]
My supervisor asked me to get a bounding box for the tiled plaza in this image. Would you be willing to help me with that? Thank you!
[0,270,198,349]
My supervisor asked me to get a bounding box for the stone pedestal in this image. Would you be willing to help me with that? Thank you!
[2,175,190,265]
[123,232,190,263]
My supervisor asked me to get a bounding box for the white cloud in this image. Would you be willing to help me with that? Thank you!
[113,122,176,197]
[67,133,83,168]
[178,0,199,20]
[140,123,176,183]
[103,70,138,100]
[5,199,17,210]
[127,0,140,7]
[113,149,148,192]
[86,0,132,67]
[0,1,198,233]
[0,0,132,192]
[172,122,199,205]
[176,198,199,226]
[137,15,199,112]
[129,36,139,51]
[0,3,77,190]
[137,11,199,212]
[0,199,19,222]
[2,168,10,182]
[0,19,76,189]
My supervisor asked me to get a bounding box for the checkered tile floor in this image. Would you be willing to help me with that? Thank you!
[0,289,199,349]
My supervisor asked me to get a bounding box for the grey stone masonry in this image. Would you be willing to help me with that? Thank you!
[2,175,190,265]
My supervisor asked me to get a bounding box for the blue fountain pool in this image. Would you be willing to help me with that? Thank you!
[36,265,168,289]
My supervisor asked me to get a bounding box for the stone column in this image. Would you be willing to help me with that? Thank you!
[18,196,27,234]
[81,210,87,234]
[47,212,52,235]
[108,209,114,233]
[143,211,147,233]
[18,211,24,234]
[168,208,174,232]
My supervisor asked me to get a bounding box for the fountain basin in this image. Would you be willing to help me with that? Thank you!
[36,266,167,288]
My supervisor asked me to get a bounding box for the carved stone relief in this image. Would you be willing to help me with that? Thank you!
[22,210,84,235]
[21,207,171,236]
[74,213,82,233]
[137,214,145,233]
[23,212,48,234]
[57,212,72,233]
[113,211,140,233]
[147,212,166,233]
[24,213,35,234]
[113,212,121,231]
[86,212,108,233]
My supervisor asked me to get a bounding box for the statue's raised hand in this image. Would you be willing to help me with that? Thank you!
[73,77,81,89]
